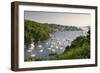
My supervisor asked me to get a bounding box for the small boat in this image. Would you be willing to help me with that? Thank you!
[39,49,44,52]
[31,54,36,57]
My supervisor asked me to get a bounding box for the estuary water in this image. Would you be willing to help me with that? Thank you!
[24,30,87,60]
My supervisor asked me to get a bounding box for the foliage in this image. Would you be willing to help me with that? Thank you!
[24,56,46,61]
[50,35,90,60]
[24,20,53,46]
[24,57,34,61]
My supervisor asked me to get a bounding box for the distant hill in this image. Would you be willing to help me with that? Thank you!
[43,23,83,31]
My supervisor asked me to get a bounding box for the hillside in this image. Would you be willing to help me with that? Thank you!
[24,20,53,46]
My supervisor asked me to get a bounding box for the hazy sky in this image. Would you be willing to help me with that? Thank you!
[24,11,91,26]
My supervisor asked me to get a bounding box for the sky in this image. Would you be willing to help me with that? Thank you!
[24,11,91,26]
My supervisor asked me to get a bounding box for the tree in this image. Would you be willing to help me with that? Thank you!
[24,20,53,48]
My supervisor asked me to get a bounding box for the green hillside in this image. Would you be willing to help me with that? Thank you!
[24,20,53,47]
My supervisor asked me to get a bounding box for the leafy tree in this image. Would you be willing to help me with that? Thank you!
[24,20,53,48]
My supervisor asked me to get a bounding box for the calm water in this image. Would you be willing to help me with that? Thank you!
[24,31,87,60]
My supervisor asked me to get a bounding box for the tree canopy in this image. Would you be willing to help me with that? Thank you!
[24,20,53,46]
